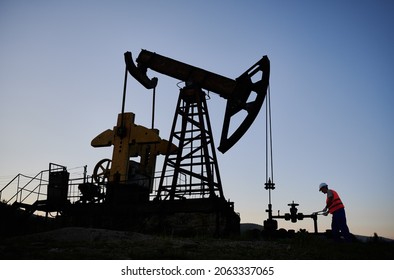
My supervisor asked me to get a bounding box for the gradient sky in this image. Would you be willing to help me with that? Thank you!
[1,0,393,239]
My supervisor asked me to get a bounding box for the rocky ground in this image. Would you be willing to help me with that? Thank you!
[1,202,393,260]
[1,226,393,260]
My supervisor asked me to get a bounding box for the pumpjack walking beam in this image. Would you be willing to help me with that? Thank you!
[124,49,270,201]
[125,50,270,153]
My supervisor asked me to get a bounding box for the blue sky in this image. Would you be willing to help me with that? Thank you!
[1,0,393,239]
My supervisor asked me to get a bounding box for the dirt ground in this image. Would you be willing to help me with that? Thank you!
[1,226,393,260]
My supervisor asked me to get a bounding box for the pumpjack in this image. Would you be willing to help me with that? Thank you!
[2,49,269,236]
[80,49,270,235]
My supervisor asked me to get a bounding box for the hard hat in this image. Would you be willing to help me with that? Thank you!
[319,182,328,191]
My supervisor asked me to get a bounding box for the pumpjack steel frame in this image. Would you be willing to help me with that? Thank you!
[156,87,224,200]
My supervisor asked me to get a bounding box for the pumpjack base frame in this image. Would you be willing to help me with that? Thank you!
[62,197,240,237]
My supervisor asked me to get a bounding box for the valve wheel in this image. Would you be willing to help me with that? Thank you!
[93,158,111,185]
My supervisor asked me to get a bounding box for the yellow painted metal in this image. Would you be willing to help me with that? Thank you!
[91,112,176,188]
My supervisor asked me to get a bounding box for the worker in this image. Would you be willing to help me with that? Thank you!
[319,182,352,242]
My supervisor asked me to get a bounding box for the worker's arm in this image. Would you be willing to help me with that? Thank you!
[323,190,334,213]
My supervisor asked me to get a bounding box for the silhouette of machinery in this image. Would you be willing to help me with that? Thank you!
[85,49,270,235]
